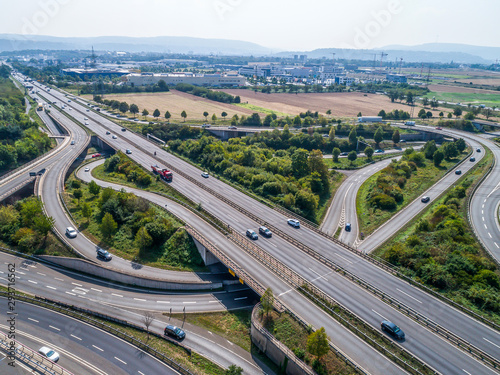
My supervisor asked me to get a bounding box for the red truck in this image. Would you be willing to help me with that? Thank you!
[151,165,173,182]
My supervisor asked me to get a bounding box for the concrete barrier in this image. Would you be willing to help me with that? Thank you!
[38,255,221,291]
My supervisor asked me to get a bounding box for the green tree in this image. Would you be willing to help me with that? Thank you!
[357,112,362,117]
[88,180,101,196]
[293,115,302,127]
[73,189,83,205]
[423,140,437,159]
[203,111,209,121]
[455,138,466,153]
[326,109,332,115]
[418,108,427,119]
[135,226,153,251]
[261,287,274,318]
[464,112,475,120]
[447,112,453,118]
[81,202,92,223]
[33,214,55,243]
[153,109,160,118]
[348,150,357,163]
[119,101,129,114]
[129,103,139,118]
[392,129,400,144]
[378,109,387,119]
[348,127,357,147]
[453,107,463,118]
[328,126,335,141]
[221,111,228,121]
[374,126,384,147]
[439,111,444,117]
[443,142,458,159]
[307,327,329,360]
[308,150,330,193]
[225,365,243,375]
[433,149,444,167]
[100,212,118,239]
[211,113,217,123]
[181,110,187,122]
[142,108,149,118]
[406,91,414,104]
[422,97,429,106]
[365,146,374,159]
[291,148,310,177]
[20,198,43,227]
[332,147,341,162]
[165,111,171,123]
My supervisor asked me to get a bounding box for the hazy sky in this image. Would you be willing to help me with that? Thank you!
[1,0,499,50]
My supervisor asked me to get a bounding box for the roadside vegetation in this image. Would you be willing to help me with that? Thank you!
[374,151,500,322]
[0,69,52,174]
[0,197,72,257]
[358,139,468,235]
[64,169,205,271]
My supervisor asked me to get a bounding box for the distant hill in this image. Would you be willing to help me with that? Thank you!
[382,43,500,62]
[0,34,273,56]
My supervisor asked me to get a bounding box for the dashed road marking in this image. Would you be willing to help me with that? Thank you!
[46,286,56,290]
[93,345,104,351]
[397,288,422,304]
[28,280,37,284]
[111,293,123,297]
[49,326,60,331]
[234,297,247,301]
[28,318,39,323]
[115,357,127,365]
[71,334,82,341]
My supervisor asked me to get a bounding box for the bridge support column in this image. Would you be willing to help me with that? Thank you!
[192,238,220,266]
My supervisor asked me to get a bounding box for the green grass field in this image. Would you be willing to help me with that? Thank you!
[425,91,500,108]
[234,102,290,117]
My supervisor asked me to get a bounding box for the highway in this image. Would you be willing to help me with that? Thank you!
[19,76,500,374]
[0,298,180,374]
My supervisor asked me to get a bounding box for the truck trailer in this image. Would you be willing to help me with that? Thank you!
[151,165,173,182]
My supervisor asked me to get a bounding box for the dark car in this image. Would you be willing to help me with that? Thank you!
[121,128,126,132]
[37,168,46,175]
[228,126,237,130]
[340,152,349,156]
[246,229,258,240]
[455,170,462,175]
[97,248,112,261]
[470,157,476,162]
[164,325,185,340]
[421,196,430,203]
[381,320,405,340]
[29,172,37,177]
[259,226,272,238]
[345,223,351,232]
[476,148,481,152]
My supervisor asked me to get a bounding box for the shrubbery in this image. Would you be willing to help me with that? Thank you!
[104,152,152,187]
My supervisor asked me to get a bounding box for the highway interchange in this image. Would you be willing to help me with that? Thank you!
[1,71,500,374]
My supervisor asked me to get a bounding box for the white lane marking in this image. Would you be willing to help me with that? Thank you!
[495,243,499,249]
[46,286,57,290]
[482,210,484,215]
[227,340,234,346]
[156,301,170,304]
[489,233,492,238]
[482,204,485,209]
[334,253,353,264]
[462,370,472,375]
[18,271,25,275]
[208,301,219,303]
[484,224,488,229]
[484,199,487,203]
[111,293,123,297]
[234,297,247,301]
[483,338,500,349]
[71,334,82,341]
[138,372,145,375]
[91,288,102,292]
[278,289,293,297]
[37,272,46,276]
[0,271,3,274]
[134,298,147,302]
[208,331,213,335]
[308,267,330,281]
[372,309,387,320]
[115,357,127,365]
[269,242,277,248]
[93,345,104,351]
[183,301,196,304]
[28,265,36,268]
[28,280,37,284]
[397,288,422,304]
[28,318,39,323]
[55,277,64,281]
[49,325,60,331]
[71,282,82,286]
[482,217,485,221]
[65,292,76,296]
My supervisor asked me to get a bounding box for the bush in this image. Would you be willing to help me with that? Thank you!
[370,194,397,210]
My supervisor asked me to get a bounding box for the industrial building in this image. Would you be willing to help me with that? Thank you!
[386,73,408,83]
[125,72,245,87]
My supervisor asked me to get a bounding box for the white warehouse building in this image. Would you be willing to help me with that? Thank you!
[125,72,246,87]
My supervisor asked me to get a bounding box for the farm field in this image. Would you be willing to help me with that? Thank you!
[425,84,500,108]
[221,90,414,117]
[84,89,254,122]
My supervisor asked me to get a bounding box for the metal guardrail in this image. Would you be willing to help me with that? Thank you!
[0,330,74,375]
[0,292,194,375]
[0,176,36,202]
[251,303,316,375]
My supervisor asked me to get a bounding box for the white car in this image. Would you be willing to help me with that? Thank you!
[287,219,300,228]
[201,172,209,178]
[84,167,90,172]
[112,135,117,139]
[65,227,77,238]
[39,346,60,362]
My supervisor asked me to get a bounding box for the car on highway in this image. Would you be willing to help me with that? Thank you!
[374,149,385,153]
[84,167,90,172]
[339,152,349,156]
[37,168,46,175]
[106,131,111,135]
[39,346,60,362]
[228,126,237,130]
[345,223,352,232]
[436,127,442,130]
[65,227,77,238]
[381,320,405,340]
[202,123,211,128]
[84,117,88,120]
[421,196,430,203]
[85,122,89,125]
[287,218,300,228]
[121,128,126,132]
[246,229,258,240]
[70,140,75,145]
[29,171,37,176]
[201,172,209,178]
[149,121,155,125]
[86,109,90,112]
[455,170,462,175]
[477,148,481,152]
[259,226,272,238]
[164,325,186,340]
[112,135,117,139]
[97,248,112,261]
[470,157,476,162]
[91,153,101,158]
[126,149,132,154]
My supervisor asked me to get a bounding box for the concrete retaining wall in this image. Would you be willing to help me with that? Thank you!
[38,255,221,291]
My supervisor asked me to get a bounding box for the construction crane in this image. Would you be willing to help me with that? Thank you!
[331,52,336,64]
[379,52,388,68]
[398,58,403,74]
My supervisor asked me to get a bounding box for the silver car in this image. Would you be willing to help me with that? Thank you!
[39,346,60,362]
